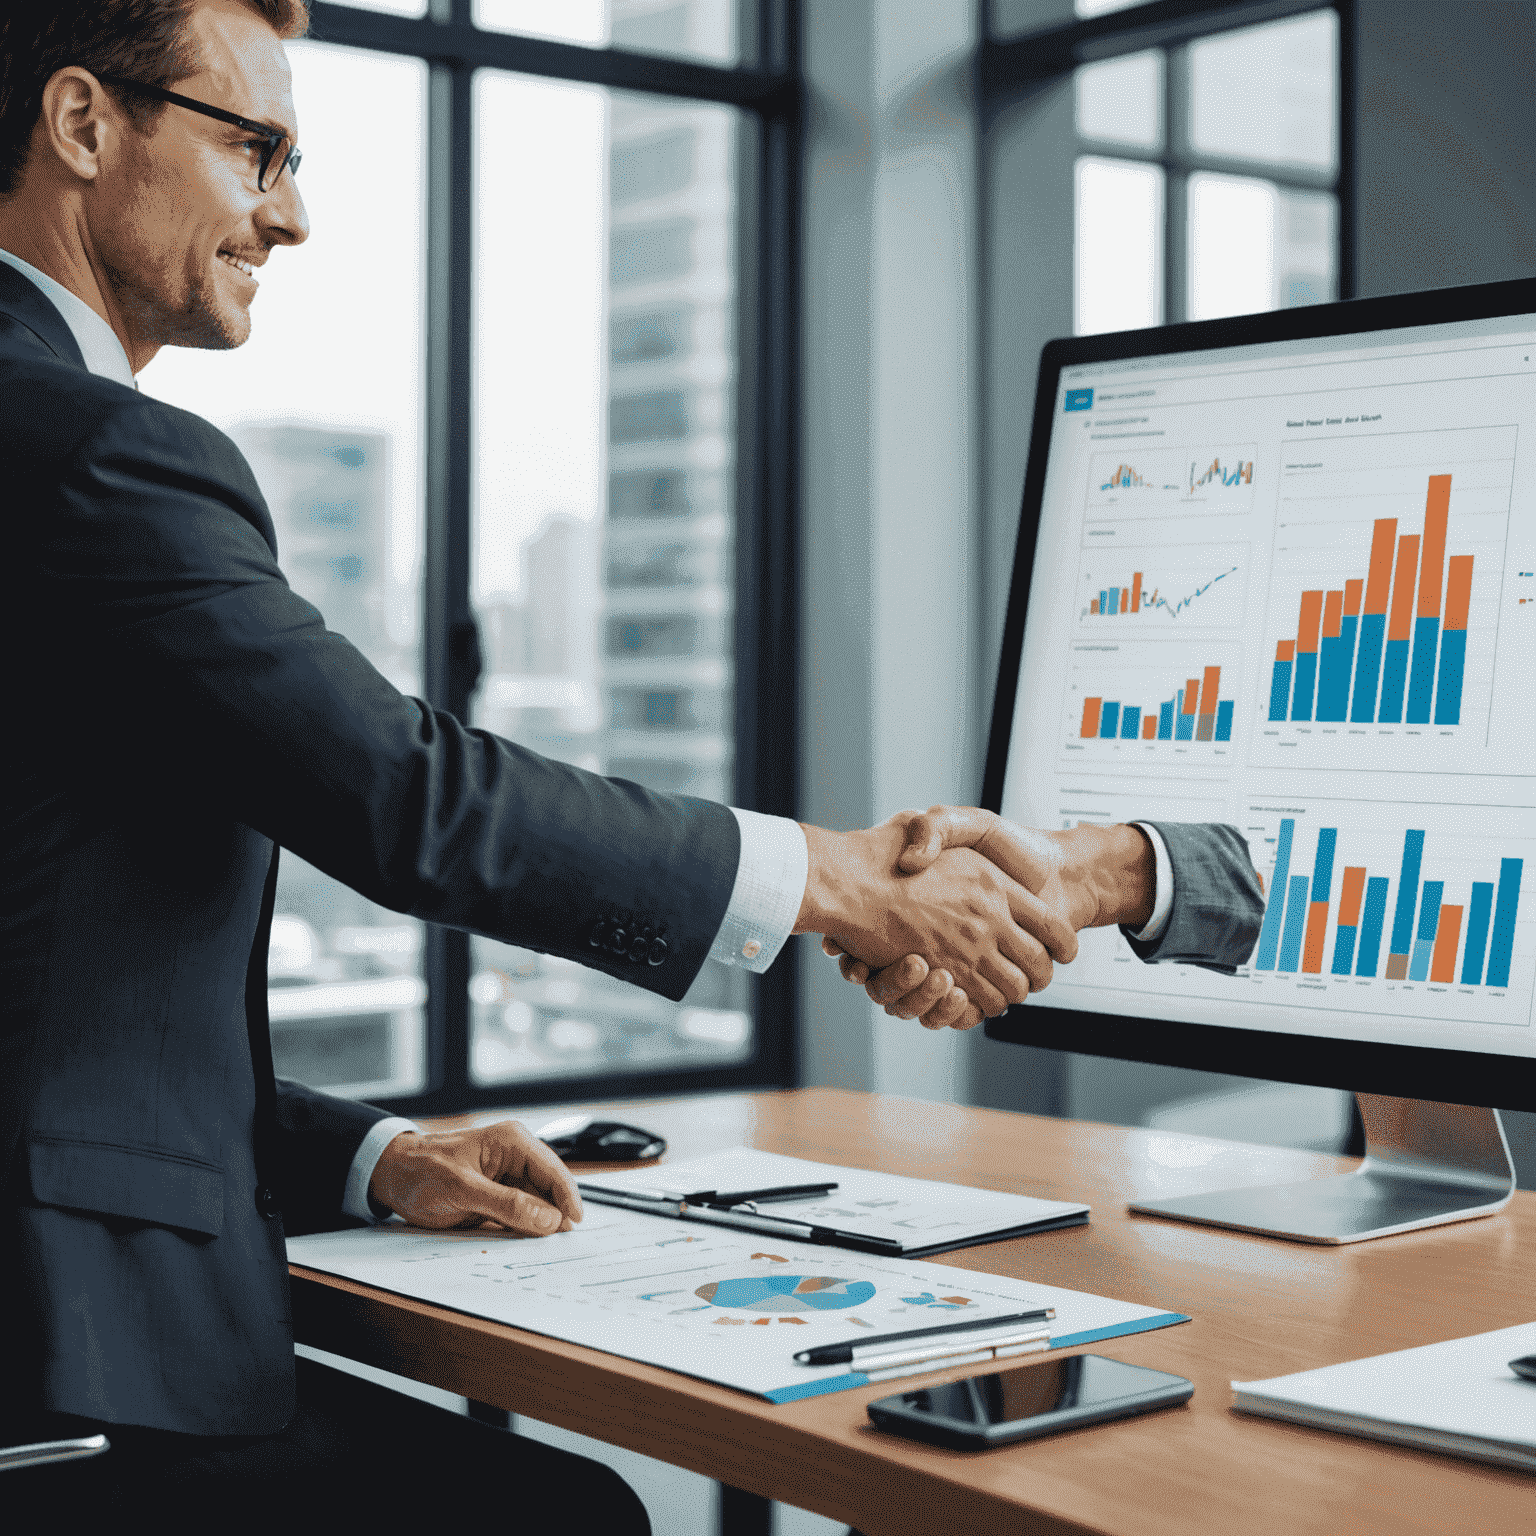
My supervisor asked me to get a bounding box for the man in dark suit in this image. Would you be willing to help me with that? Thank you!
[0,0,1082,1519]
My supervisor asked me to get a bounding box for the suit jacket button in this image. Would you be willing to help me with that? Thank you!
[255,1186,281,1219]
[648,938,668,966]
[628,935,649,963]
[588,919,607,948]
[607,927,628,954]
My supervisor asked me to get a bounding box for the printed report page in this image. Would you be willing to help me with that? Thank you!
[1002,315,1536,1056]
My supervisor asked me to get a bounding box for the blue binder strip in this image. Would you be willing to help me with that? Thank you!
[760,1311,1192,1403]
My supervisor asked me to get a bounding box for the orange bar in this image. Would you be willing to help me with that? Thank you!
[1296,590,1324,654]
[1338,867,1367,927]
[1080,698,1102,738]
[1142,715,1157,739]
[1130,572,1143,613]
[1388,536,1420,642]
[1182,679,1200,715]
[1322,589,1343,640]
[1275,639,1295,662]
[1443,554,1474,631]
[1344,578,1363,617]
[1417,473,1451,618]
[1430,904,1464,984]
[1364,518,1397,613]
[1199,664,1222,715]
[1090,597,1099,614]
[1302,900,1331,974]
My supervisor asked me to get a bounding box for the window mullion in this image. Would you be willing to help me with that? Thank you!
[1163,44,1189,325]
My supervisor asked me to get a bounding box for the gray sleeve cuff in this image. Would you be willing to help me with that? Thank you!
[341,1116,419,1222]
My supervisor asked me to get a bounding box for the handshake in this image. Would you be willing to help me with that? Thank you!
[794,807,1158,1031]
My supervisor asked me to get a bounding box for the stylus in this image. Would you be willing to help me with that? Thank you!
[794,1307,1056,1365]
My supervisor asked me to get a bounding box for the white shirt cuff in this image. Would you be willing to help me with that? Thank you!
[342,1116,419,1222]
[707,809,808,973]
[1128,823,1174,944]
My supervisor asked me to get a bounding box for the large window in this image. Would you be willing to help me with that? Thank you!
[1072,6,1341,333]
[142,2,798,1114]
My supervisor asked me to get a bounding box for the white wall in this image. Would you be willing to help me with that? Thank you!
[799,0,982,1104]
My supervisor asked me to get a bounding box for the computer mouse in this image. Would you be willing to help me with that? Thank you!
[533,1115,667,1162]
[1510,1355,1536,1381]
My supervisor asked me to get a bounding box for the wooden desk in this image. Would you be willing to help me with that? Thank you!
[290,1089,1535,1535]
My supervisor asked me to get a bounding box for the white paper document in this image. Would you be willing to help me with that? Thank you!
[578,1147,1089,1255]
[1232,1323,1536,1473]
[290,1207,1185,1404]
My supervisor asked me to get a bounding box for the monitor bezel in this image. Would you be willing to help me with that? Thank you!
[980,276,1536,1112]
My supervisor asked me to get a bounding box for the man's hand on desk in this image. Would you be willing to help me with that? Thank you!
[369,1120,584,1235]
[793,812,1080,1026]
[821,809,1156,1030]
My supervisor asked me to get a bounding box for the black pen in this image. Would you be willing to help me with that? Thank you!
[794,1307,1056,1366]
[682,1182,839,1207]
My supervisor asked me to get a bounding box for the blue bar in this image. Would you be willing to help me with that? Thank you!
[1099,589,1107,615]
[1157,700,1174,740]
[1290,651,1318,720]
[1434,628,1467,724]
[1268,659,1293,721]
[1331,926,1358,975]
[1316,616,1358,721]
[1254,818,1295,971]
[1107,586,1120,616]
[1389,830,1426,957]
[1099,702,1120,739]
[1277,874,1312,972]
[1461,881,1494,985]
[1311,828,1337,904]
[1487,858,1523,988]
[1409,936,1435,980]
[1408,880,1444,981]
[1175,712,1194,741]
[1356,876,1390,976]
[1406,614,1440,723]
[1215,700,1234,741]
[1350,612,1386,721]
[1120,707,1141,739]
[1378,637,1410,722]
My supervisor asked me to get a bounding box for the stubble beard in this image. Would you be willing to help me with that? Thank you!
[105,252,252,353]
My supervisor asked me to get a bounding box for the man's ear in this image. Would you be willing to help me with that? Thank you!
[36,68,122,185]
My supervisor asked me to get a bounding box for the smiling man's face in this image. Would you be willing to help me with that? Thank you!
[94,0,308,354]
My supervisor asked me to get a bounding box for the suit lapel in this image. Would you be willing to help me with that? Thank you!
[0,259,88,371]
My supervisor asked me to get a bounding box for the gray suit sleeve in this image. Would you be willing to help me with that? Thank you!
[1120,822,1265,974]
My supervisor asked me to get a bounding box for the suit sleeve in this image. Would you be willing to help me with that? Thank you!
[1120,822,1265,974]
[40,395,740,1002]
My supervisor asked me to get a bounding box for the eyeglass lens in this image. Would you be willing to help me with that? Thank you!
[259,139,301,193]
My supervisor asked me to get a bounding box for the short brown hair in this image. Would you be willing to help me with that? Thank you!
[0,1,310,197]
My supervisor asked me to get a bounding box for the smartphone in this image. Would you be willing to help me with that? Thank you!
[866,1354,1192,1450]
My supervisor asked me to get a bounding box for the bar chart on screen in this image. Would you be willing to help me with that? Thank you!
[1061,639,1242,763]
[1253,426,1514,771]
[1077,543,1248,629]
[1085,445,1259,520]
[1245,802,1534,1029]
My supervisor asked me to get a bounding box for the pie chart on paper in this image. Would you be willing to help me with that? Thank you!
[695,1275,876,1312]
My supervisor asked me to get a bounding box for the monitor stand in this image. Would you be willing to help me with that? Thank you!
[1127,1094,1515,1245]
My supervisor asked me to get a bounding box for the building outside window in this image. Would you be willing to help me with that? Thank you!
[140,1,797,1112]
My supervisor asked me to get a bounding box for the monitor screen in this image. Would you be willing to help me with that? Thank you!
[984,283,1536,1106]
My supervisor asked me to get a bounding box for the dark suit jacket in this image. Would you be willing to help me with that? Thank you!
[0,262,740,1435]
[1121,822,1266,973]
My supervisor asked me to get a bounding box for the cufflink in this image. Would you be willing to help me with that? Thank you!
[741,939,762,960]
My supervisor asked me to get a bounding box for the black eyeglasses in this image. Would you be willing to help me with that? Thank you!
[97,75,301,192]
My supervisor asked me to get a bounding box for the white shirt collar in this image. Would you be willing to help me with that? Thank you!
[0,247,136,388]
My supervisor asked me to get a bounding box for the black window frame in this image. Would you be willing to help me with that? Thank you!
[302,0,802,1116]
[980,0,1357,308]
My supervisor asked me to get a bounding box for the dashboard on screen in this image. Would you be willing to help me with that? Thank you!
[996,305,1536,1066]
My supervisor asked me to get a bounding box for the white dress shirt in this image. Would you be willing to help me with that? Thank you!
[6,250,1175,1214]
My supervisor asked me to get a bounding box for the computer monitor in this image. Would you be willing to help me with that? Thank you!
[982,278,1536,1244]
